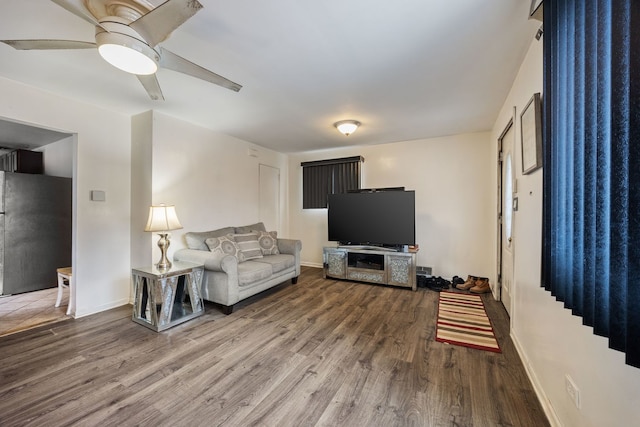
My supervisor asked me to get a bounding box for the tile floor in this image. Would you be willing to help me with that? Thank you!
[0,287,71,337]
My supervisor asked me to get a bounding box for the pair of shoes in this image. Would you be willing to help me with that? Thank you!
[456,275,478,290]
[425,276,451,292]
[470,277,491,293]
[438,277,452,289]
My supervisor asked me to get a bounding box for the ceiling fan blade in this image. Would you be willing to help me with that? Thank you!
[0,39,95,50]
[50,0,103,28]
[137,74,165,101]
[130,0,203,47]
[158,47,242,92]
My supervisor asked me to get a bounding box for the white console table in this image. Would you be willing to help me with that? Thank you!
[323,246,417,290]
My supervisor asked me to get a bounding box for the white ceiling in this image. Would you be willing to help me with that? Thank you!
[0,0,541,153]
[0,119,70,150]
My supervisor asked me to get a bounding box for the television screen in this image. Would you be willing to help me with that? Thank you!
[327,190,415,247]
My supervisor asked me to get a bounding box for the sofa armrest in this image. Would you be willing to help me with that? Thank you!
[277,238,302,276]
[174,248,238,273]
[277,238,302,256]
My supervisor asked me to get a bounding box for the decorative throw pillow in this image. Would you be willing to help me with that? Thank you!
[256,230,280,255]
[186,227,235,251]
[232,232,264,261]
[205,235,245,262]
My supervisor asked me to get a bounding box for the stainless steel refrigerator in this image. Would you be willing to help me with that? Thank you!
[0,171,72,295]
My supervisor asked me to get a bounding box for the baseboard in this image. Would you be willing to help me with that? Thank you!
[510,331,562,427]
[74,298,130,319]
[301,261,323,268]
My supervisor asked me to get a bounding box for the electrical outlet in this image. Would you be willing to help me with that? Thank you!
[565,374,581,409]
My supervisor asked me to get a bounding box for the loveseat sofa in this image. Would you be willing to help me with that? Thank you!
[174,222,301,314]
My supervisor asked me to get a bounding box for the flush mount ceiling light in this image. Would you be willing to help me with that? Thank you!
[96,18,159,75]
[334,120,361,136]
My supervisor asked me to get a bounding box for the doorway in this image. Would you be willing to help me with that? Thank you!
[0,118,74,335]
[259,164,280,231]
[497,116,515,317]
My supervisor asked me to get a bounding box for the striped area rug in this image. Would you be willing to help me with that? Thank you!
[436,291,501,353]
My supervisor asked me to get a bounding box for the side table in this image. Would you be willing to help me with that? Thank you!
[131,261,204,332]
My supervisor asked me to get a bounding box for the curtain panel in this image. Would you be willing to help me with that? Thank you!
[301,156,363,209]
[542,0,640,368]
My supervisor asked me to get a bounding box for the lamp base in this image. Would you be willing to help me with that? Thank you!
[155,233,172,270]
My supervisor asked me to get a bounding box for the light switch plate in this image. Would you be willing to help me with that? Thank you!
[91,190,106,201]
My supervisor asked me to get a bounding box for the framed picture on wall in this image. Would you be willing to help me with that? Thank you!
[520,92,542,175]
[530,0,543,19]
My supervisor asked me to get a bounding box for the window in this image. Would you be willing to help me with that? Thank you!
[301,156,363,209]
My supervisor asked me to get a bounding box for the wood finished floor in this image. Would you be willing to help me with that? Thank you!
[0,267,549,427]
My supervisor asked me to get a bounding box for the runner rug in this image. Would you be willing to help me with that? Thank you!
[436,291,501,353]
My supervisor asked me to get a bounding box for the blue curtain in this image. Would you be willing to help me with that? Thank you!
[543,0,640,368]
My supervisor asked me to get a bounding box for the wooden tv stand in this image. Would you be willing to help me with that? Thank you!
[323,246,417,290]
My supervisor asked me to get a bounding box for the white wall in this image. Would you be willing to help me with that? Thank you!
[288,133,494,279]
[132,111,290,265]
[491,38,640,426]
[36,136,73,178]
[0,76,131,317]
[130,111,153,271]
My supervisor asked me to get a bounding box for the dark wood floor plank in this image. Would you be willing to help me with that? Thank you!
[0,267,549,427]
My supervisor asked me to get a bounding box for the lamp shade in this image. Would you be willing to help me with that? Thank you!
[334,120,361,136]
[144,204,183,232]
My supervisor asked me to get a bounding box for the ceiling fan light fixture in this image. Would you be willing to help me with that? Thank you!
[98,43,158,75]
[96,21,159,75]
[334,120,361,136]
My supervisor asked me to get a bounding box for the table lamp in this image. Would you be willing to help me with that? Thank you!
[144,204,183,270]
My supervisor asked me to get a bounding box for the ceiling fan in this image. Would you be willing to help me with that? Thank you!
[0,0,242,100]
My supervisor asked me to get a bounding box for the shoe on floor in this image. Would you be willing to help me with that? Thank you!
[456,275,477,290]
[452,276,465,286]
[470,277,491,293]
[425,276,450,292]
[423,277,438,291]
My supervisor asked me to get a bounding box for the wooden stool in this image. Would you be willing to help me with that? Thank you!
[55,267,73,315]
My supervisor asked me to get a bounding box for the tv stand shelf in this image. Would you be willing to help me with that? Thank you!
[323,247,417,290]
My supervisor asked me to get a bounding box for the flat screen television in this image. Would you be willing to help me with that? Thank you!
[327,189,415,248]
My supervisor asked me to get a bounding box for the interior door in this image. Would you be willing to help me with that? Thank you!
[259,164,280,231]
[498,119,515,317]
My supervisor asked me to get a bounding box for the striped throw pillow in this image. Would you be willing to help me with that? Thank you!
[232,232,263,261]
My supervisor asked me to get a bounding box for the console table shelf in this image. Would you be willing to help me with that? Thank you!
[323,247,417,290]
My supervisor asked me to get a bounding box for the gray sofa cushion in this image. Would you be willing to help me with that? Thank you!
[253,254,295,274]
[186,227,235,250]
[237,261,272,287]
[234,222,267,234]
